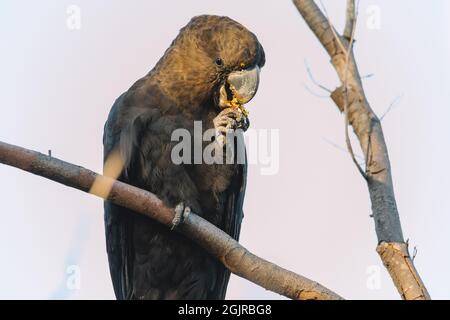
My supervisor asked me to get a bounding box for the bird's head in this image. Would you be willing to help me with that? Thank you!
[154,15,265,116]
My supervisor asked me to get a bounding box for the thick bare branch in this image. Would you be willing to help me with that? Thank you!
[376,242,429,300]
[292,0,430,300]
[0,140,342,300]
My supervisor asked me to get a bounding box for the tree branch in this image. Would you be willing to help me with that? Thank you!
[292,0,430,300]
[320,0,366,179]
[0,140,342,300]
[343,0,356,40]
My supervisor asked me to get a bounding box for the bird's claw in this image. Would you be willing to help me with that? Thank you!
[213,108,248,147]
[237,116,249,131]
[171,202,191,230]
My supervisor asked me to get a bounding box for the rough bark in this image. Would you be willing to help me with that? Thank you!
[0,140,342,300]
[376,242,429,300]
[292,0,430,300]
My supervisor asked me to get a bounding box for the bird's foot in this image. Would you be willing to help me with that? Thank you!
[171,202,191,230]
[213,108,249,147]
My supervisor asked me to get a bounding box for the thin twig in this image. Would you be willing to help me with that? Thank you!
[380,94,404,121]
[343,0,356,40]
[303,83,330,98]
[304,59,332,93]
[361,73,374,80]
[322,137,365,161]
[320,0,366,179]
[343,1,366,179]
[412,246,418,262]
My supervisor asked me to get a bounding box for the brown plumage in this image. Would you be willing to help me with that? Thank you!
[103,15,265,299]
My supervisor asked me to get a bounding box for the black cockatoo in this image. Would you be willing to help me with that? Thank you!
[103,15,265,299]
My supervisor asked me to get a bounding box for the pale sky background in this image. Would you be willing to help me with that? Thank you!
[0,0,449,299]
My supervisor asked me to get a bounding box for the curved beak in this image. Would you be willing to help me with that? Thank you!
[227,65,260,105]
[219,66,260,109]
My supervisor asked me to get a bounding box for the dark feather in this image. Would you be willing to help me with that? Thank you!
[103,15,264,299]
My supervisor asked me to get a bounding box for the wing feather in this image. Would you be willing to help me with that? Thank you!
[211,143,247,299]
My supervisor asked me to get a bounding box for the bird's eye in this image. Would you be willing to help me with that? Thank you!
[215,58,224,66]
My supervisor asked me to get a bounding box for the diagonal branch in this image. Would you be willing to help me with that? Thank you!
[0,140,342,300]
[292,0,430,300]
